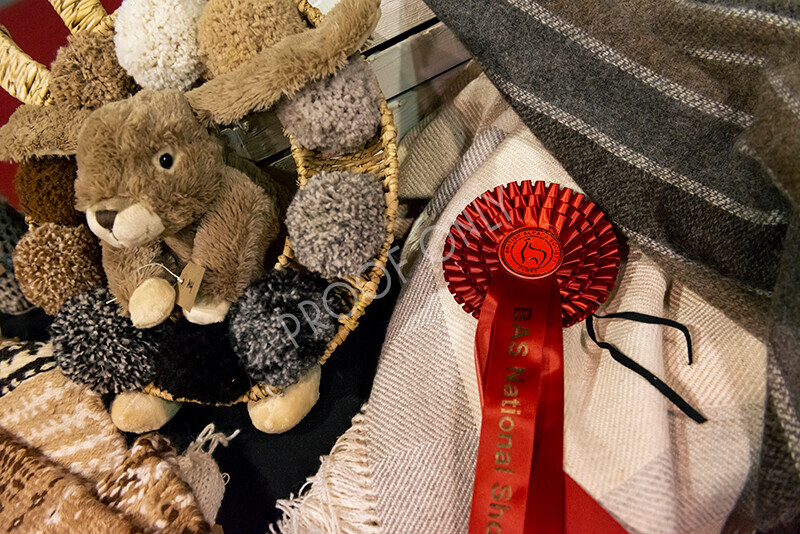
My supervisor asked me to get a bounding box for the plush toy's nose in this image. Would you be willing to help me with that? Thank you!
[95,209,118,232]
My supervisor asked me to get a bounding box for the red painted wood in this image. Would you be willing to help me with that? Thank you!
[0,0,122,209]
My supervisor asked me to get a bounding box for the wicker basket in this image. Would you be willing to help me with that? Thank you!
[2,0,396,405]
[142,1,399,404]
[48,0,115,35]
[0,1,113,107]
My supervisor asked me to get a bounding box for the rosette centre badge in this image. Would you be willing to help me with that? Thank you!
[499,227,563,279]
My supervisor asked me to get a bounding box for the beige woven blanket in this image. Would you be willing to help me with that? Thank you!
[275,73,766,534]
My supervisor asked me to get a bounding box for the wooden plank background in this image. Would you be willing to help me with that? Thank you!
[0,0,473,175]
[224,0,472,164]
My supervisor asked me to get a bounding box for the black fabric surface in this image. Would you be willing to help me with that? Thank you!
[158,256,402,533]
[0,308,51,341]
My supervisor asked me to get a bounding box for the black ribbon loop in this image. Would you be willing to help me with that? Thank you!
[586,313,707,424]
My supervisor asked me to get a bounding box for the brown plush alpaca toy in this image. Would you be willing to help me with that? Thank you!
[75,90,278,327]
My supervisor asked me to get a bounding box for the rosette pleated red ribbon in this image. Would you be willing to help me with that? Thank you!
[443,181,626,533]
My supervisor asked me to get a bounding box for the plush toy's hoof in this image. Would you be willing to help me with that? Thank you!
[130,278,176,328]
[248,364,321,434]
[111,391,181,433]
[183,298,231,325]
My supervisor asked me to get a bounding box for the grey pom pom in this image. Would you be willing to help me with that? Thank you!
[286,171,386,279]
[51,288,164,394]
[276,59,381,154]
[228,271,338,388]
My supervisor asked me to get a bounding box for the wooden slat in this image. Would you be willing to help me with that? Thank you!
[226,57,472,162]
[367,22,470,99]
[388,60,469,140]
[312,0,435,49]
[219,110,287,162]
[219,11,472,161]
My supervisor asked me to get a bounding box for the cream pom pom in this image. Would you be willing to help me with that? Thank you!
[114,0,207,91]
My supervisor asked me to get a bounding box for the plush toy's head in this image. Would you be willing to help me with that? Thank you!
[75,90,225,248]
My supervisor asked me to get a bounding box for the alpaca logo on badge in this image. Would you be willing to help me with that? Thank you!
[499,227,562,279]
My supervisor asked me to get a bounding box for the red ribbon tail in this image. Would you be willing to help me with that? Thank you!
[565,475,627,533]
[475,278,501,406]
[468,272,563,534]
[525,278,564,532]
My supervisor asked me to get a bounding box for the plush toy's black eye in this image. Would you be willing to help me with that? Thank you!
[159,153,174,169]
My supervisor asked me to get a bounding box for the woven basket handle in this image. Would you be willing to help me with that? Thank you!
[0,0,117,105]
[0,26,52,106]
[48,0,114,35]
[297,0,325,27]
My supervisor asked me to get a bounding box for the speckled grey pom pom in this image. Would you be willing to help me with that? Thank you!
[276,59,381,154]
[51,288,164,394]
[286,170,386,279]
[228,271,338,388]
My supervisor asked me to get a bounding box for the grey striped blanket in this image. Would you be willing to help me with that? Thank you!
[422,0,800,530]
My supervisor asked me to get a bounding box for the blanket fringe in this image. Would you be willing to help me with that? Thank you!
[271,406,381,534]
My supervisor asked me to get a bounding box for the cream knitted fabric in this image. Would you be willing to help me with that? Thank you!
[0,369,213,532]
[177,424,239,525]
[94,433,211,534]
[275,74,766,533]
[0,426,211,534]
[0,340,57,397]
[0,369,127,481]
[0,428,140,534]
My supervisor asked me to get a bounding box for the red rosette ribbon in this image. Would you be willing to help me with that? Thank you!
[443,180,626,533]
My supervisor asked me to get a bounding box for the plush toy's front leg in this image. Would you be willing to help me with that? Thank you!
[102,241,177,328]
[248,364,321,433]
[186,170,278,324]
[110,391,182,433]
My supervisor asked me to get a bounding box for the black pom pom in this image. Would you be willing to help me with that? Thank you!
[229,270,341,387]
[51,288,165,394]
[159,153,173,169]
[152,319,251,404]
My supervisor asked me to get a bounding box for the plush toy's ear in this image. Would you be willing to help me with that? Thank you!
[0,1,114,161]
[186,0,381,125]
[0,104,90,162]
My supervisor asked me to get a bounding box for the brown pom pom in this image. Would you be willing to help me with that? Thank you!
[198,0,307,78]
[50,30,138,111]
[13,224,105,315]
[15,156,81,225]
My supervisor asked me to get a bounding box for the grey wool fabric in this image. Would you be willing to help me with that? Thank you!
[422,0,800,529]
[275,59,382,154]
[0,198,33,315]
[51,288,163,394]
[228,270,336,388]
[286,170,386,279]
